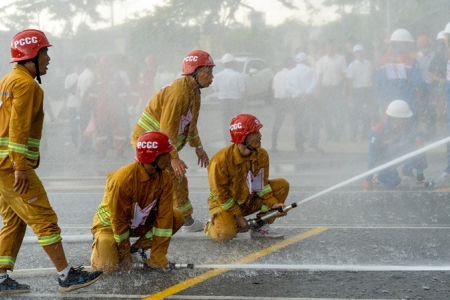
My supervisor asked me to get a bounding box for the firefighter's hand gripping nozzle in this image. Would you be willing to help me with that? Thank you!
[246,203,297,230]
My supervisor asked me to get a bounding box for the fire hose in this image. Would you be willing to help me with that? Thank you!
[246,135,450,230]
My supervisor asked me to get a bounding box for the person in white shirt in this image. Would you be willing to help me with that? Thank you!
[64,62,82,147]
[416,35,437,138]
[316,40,347,141]
[271,57,292,152]
[76,54,97,153]
[346,44,376,141]
[212,53,246,142]
[286,52,323,153]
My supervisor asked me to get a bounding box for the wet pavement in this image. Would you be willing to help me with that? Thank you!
[2,103,450,299]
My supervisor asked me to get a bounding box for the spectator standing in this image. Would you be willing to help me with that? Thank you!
[212,53,246,142]
[271,57,292,152]
[376,28,424,125]
[76,54,97,153]
[64,62,82,147]
[154,65,175,91]
[346,44,376,141]
[416,35,437,138]
[316,40,347,141]
[286,53,322,153]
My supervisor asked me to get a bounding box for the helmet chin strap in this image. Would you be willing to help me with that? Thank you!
[151,161,162,173]
[192,68,204,89]
[32,57,41,84]
[243,138,256,152]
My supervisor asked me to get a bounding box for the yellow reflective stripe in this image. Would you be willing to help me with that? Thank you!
[153,227,172,237]
[0,150,8,158]
[28,138,40,147]
[96,205,111,226]
[26,149,39,160]
[0,137,8,146]
[114,230,130,243]
[260,205,269,213]
[145,231,153,239]
[38,234,61,246]
[257,184,272,197]
[221,198,235,210]
[178,201,192,213]
[175,134,186,150]
[8,142,28,154]
[0,256,15,267]
[138,111,160,131]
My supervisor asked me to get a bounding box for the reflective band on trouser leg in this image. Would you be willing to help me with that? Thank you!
[153,227,172,237]
[38,234,62,246]
[0,256,15,269]
[172,174,193,218]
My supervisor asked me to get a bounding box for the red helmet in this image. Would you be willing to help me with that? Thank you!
[229,114,263,144]
[135,131,174,164]
[10,29,52,63]
[181,49,215,75]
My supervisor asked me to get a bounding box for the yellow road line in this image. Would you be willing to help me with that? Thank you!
[143,227,328,300]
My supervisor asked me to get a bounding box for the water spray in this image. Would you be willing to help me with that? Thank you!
[246,135,450,230]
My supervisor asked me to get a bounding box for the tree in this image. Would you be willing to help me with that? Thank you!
[0,0,124,36]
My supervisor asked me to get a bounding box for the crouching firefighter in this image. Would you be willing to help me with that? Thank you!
[90,131,185,274]
[204,113,290,242]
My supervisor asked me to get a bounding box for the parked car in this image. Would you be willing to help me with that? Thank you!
[202,54,274,107]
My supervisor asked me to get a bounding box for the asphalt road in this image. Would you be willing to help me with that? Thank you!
[3,104,450,299]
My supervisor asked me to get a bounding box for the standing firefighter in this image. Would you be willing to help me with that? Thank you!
[91,131,184,274]
[0,29,102,295]
[205,114,290,242]
[131,50,214,232]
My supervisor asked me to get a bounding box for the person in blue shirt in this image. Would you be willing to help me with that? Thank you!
[364,100,430,190]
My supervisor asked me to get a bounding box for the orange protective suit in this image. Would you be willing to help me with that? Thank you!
[130,76,202,218]
[90,162,184,274]
[205,145,290,242]
[0,65,62,270]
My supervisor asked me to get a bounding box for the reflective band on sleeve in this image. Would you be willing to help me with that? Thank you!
[138,111,160,131]
[145,231,153,239]
[38,234,62,246]
[153,227,172,237]
[0,137,8,146]
[114,230,130,243]
[257,184,272,197]
[0,256,15,267]
[28,138,40,148]
[96,205,111,227]
[8,142,28,154]
[260,204,269,213]
[178,201,192,213]
[0,150,8,158]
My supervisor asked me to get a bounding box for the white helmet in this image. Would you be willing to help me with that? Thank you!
[445,22,450,34]
[437,31,446,40]
[386,100,413,118]
[221,53,235,64]
[390,28,414,42]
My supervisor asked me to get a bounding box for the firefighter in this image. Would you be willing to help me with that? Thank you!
[364,100,430,190]
[130,50,215,232]
[0,29,102,295]
[91,131,185,274]
[204,114,290,242]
